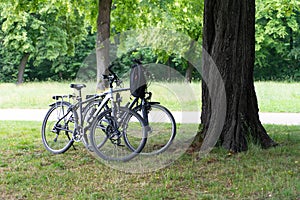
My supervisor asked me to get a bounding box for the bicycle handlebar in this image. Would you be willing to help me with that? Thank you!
[102,63,121,87]
[103,59,142,87]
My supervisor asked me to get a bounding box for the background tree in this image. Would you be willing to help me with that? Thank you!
[0,0,86,84]
[166,0,203,82]
[95,0,112,90]
[255,0,300,81]
[1,0,299,83]
[111,0,203,82]
[199,0,278,152]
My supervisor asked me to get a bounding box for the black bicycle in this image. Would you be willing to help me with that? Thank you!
[87,60,176,156]
[127,92,176,155]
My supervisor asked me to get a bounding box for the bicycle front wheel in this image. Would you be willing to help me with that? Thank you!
[89,107,147,162]
[82,98,109,151]
[131,104,176,155]
[41,101,77,154]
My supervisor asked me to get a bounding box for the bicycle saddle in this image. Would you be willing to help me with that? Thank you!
[70,84,86,90]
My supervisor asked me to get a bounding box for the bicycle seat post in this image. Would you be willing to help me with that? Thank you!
[70,83,86,125]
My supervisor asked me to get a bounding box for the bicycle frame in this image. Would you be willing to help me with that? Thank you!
[126,92,160,126]
[52,86,131,142]
[90,87,130,120]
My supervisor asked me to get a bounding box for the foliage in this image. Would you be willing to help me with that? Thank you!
[41,32,96,81]
[0,0,300,82]
[0,43,21,82]
[111,0,203,69]
[0,0,87,82]
[255,0,300,81]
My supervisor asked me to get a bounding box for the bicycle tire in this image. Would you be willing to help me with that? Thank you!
[41,101,77,154]
[82,98,109,150]
[89,107,147,162]
[129,104,176,155]
[82,99,101,150]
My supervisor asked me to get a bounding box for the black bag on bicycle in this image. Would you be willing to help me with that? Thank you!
[130,63,147,98]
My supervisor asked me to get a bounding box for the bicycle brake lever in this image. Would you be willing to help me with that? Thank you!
[146,92,152,100]
[102,74,109,79]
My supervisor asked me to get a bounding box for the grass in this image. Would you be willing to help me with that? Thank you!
[0,82,71,109]
[0,81,201,111]
[255,81,300,113]
[0,81,299,112]
[0,121,299,199]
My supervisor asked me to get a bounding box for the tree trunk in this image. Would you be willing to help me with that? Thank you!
[289,27,293,50]
[96,0,112,90]
[198,0,277,152]
[185,62,193,83]
[185,40,198,83]
[17,53,30,85]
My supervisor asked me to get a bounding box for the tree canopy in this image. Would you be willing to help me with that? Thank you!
[0,0,87,83]
[255,0,300,80]
[0,0,299,82]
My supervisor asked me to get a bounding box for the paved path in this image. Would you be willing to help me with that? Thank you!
[0,109,299,125]
[172,112,300,125]
[0,109,49,121]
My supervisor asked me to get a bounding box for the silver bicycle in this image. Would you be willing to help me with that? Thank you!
[41,66,147,162]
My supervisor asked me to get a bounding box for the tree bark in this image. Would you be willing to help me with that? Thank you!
[185,40,198,83]
[96,0,112,90]
[185,62,193,83]
[199,0,277,152]
[17,53,30,85]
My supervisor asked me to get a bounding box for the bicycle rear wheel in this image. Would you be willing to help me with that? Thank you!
[131,104,176,155]
[89,107,147,162]
[41,101,77,154]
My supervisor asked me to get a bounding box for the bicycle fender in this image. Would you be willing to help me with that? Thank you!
[49,101,72,107]
[149,102,160,105]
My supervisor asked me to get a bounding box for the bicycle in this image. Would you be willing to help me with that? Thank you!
[86,60,176,156]
[42,61,176,161]
[87,92,177,157]
[126,92,176,155]
[41,68,147,162]
[125,59,176,155]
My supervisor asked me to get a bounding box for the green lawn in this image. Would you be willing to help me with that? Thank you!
[0,82,72,109]
[0,121,299,199]
[255,81,300,113]
[0,81,299,112]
